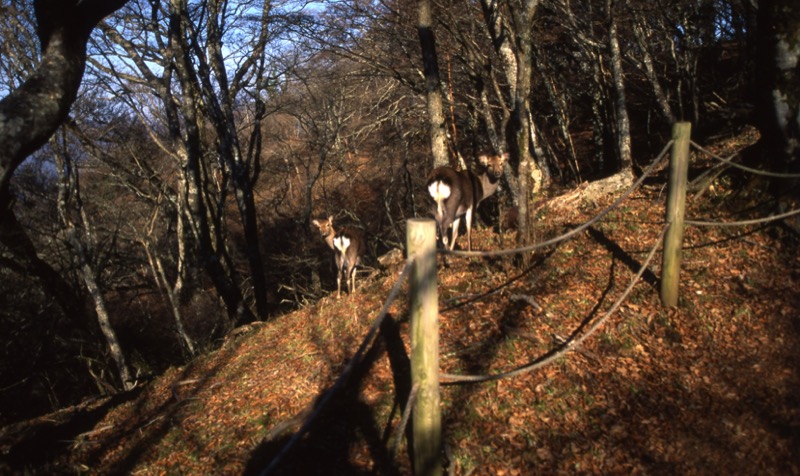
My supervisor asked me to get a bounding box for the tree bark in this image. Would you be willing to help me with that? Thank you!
[168,0,255,326]
[418,0,450,168]
[0,0,128,353]
[755,0,800,171]
[200,0,270,319]
[632,16,675,124]
[508,0,540,254]
[54,145,134,391]
[0,0,128,218]
[607,0,632,172]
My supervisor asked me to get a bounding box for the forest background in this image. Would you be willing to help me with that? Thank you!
[0,0,798,429]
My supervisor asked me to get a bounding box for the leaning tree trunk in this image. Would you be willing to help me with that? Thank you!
[533,41,577,183]
[0,0,130,390]
[142,238,196,357]
[633,15,675,124]
[0,0,129,219]
[54,147,134,391]
[74,240,134,391]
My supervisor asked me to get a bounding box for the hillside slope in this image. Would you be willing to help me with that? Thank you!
[2,134,799,475]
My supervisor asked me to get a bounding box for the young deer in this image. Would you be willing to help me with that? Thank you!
[427,153,507,251]
[312,216,366,298]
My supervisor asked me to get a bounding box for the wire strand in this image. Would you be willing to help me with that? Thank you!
[690,140,800,178]
[687,206,800,227]
[440,224,668,384]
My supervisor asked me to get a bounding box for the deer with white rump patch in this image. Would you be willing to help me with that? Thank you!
[312,216,366,298]
[427,153,507,251]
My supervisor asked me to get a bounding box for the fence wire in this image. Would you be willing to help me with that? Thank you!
[686,140,800,227]
[687,207,800,227]
[262,129,800,473]
[691,140,800,178]
[440,224,668,384]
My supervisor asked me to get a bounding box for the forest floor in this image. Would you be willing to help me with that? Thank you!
[1,128,799,475]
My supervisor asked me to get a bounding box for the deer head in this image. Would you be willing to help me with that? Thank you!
[312,215,336,250]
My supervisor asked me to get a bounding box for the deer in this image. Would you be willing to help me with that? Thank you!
[426,152,507,251]
[311,215,366,298]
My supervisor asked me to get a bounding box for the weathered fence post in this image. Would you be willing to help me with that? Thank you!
[407,218,442,476]
[660,122,691,307]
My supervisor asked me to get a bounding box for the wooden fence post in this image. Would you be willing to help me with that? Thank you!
[407,218,442,476]
[660,122,691,307]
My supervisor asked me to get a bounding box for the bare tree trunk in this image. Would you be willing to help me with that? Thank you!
[418,0,450,168]
[607,0,632,172]
[633,17,675,124]
[142,237,196,357]
[168,0,254,325]
[755,0,800,171]
[201,0,269,319]
[508,0,540,256]
[532,42,578,183]
[54,145,133,391]
[589,60,611,173]
[527,111,551,191]
[481,0,518,100]
[476,74,503,154]
[479,0,545,226]
[75,242,134,390]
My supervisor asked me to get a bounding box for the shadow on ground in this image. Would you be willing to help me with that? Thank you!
[244,316,412,476]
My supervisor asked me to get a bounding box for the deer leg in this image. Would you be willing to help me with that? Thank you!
[450,217,461,250]
[336,256,343,298]
[464,207,473,251]
[439,217,451,249]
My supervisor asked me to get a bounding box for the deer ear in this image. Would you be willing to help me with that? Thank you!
[501,152,509,162]
[478,155,489,165]
[312,219,320,227]
[328,215,334,222]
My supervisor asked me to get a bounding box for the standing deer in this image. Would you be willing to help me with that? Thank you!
[312,216,366,298]
[427,153,507,251]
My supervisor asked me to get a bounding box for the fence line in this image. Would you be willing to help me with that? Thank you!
[440,224,668,384]
[687,207,800,227]
[434,124,798,384]
[264,123,800,474]
[261,259,414,476]
[684,138,800,227]
[443,139,673,259]
[690,140,800,178]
